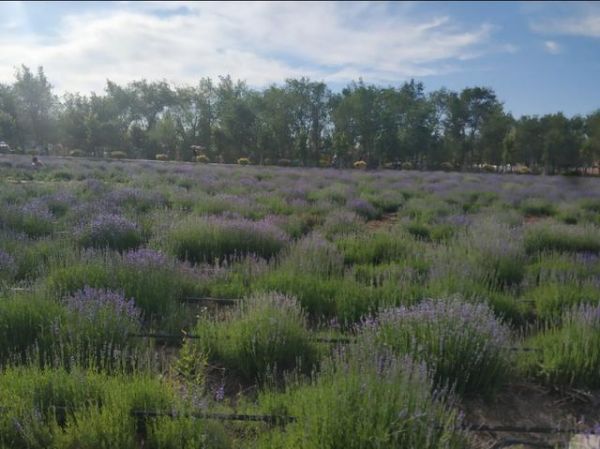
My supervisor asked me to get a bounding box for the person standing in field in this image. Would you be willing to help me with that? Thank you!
[31,156,44,169]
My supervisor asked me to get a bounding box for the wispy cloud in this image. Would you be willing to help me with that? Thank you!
[530,3,600,38]
[543,40,562,54]
[0,1,500,94]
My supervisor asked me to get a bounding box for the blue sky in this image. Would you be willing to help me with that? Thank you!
[0,1,598,117]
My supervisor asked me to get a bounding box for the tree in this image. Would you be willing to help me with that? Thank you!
[13,65,56,149]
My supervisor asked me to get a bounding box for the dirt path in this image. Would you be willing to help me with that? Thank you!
[462,383,600,448]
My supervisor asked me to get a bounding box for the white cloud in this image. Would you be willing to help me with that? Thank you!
[543,40,562,54]
[0,1,499,94]
[530,4,600,38]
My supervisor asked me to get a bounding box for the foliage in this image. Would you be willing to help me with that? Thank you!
[523,305,600,388]
[187,292,318,383]
[258,344,467,449]
[363,298,511,395]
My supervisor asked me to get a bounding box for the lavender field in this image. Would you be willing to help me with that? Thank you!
[1,154,600,448]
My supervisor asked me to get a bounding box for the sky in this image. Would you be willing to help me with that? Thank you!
[0,1,598,118]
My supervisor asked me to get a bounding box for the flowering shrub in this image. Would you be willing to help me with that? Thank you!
[524,304,600,388]
[258,345,467,449]
[278,233,345,278]
[168,216,288,263]
[363,298,511,395]
[237,157,250,165]
[347,198,379,220]
[524,223,600,255]
[353,160,367,169]
[0,249,16,282]
[322,210,365,238]
[47,250,192,321]
[77,214,143,251]
[189,293,318,382]
[60,286,142,366]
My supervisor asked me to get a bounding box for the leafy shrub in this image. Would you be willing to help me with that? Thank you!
[0,249,16,283]
[352,160,367,169]
[187,293,318,382]
[155,154,169,161]
[0,367,225,449]
[237,157,250,165]
[258,344,467,449]
[514,165,531,175]
[524,223,600,255]
[321,210,364,238]
[528,282,600,324]
[76,214,143,252]
[59,286,143,367]
[401,161,413,170]
[405,221,431,240]
[0,294,66,365]
[523,304,600,388]
[520,198,557,217]
[363,298,511,395]
[255,271,378,324]
[195,154,210,163]
[277,158,292,166]
[167,216,288,264]
[46,250,192,321]
[5,201,55,238]
[347,198,379,220]
[337,231,410,265]
[277,234,344,278]
[69,149,84,157]
[110,151,127,159]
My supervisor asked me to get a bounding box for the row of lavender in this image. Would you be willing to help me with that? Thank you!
[0,154,599,447]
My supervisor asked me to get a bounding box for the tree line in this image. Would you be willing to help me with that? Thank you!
[1,65,599,173]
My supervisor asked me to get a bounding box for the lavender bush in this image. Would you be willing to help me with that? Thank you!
[77,214,143,251]
[525,304,600,388]
[168,216,288,263]
[363,298,511,395]
[258,344,467,449]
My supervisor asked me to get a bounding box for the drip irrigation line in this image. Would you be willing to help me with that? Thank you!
[182,297,240,305]
[0,405,594,435]
[491,438,553,449]
[127,332,539,351]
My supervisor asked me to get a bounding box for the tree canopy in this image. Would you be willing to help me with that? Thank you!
[0,65,598,172]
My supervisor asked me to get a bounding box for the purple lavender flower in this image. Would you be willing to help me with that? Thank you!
[20,199,53,222]
[123,248,169,269]
[214,383,225,402]
[77,214,142,251]
[348,198,378,220]
[64,286,141,323]
[0,249,16,278]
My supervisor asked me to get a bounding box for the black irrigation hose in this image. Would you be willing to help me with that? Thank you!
[182,297,239,305]
[491,438,553,449]
[128,332,540,351]
[0,405,595,435]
